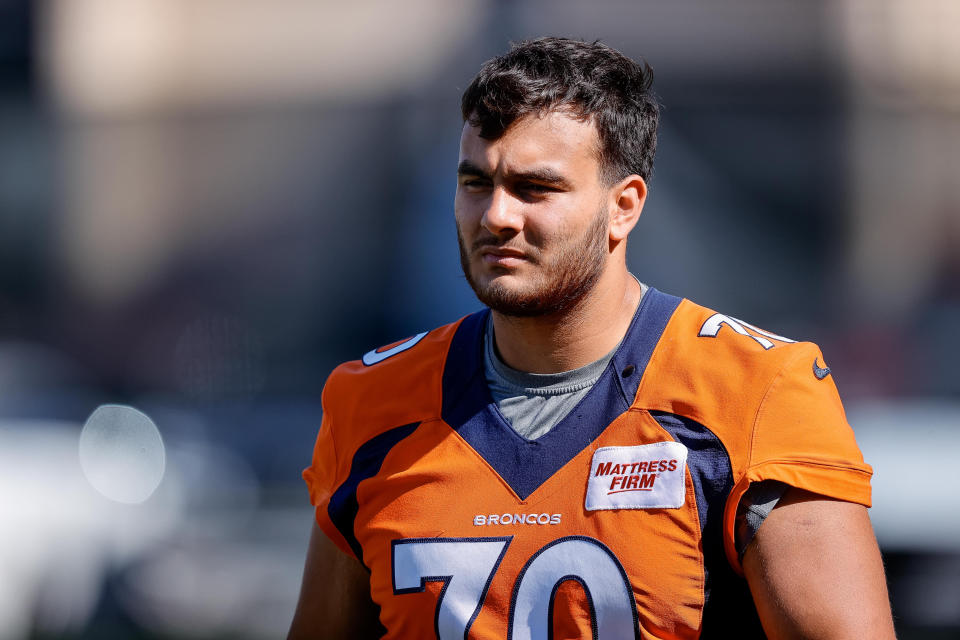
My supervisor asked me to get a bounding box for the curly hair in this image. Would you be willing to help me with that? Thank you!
[461,37,660,183]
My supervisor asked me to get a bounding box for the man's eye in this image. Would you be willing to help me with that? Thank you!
[461,179,490,189]
[521,183,554,193]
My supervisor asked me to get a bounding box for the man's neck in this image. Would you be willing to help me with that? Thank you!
[491,270,643,374]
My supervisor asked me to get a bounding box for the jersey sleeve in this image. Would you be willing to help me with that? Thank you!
[723,341,873,570]
[302,383,357,559]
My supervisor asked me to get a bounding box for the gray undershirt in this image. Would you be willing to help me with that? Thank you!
[484,316,618,440]
[480,280,783,554]
[482,280,648,440]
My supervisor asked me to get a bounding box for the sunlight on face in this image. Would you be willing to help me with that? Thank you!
[454,111,612,316]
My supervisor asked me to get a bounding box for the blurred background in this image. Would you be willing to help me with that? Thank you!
[1,0,958,638]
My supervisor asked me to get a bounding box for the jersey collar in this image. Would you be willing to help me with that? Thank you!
[440,287,682,500]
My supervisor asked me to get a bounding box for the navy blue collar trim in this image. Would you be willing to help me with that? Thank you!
[440,288,682,500]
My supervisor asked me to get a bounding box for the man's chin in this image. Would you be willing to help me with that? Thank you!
[470,268,604,318]
[473,283,556,318]
[463,265,565,317]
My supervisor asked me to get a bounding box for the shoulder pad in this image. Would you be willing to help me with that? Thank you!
[636,299,826,463]
[321,318,464,438]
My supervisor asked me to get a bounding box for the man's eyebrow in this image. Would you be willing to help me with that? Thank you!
[457,160,489,177]
[457,161,572,188]
[509,167,571,188]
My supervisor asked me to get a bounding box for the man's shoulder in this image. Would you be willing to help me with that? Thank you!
[660,297,821,374]
[638,296,833,431]
[652,296,869,514]
[321,313,478,425]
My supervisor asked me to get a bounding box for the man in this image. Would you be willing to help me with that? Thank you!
[289,38,896,639]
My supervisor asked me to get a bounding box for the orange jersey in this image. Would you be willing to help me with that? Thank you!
[303,288,872,639]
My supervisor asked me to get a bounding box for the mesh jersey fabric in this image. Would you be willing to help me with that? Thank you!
[303,287,872,639]
[483,305,787,557]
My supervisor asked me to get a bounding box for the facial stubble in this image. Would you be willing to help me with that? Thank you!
[457,204,609,317]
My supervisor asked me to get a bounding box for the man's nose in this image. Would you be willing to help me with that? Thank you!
[480,187,522,236]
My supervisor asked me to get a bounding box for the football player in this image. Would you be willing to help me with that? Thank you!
[289,37,896,639]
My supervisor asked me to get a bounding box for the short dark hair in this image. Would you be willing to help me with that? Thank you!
[461,37,659,183]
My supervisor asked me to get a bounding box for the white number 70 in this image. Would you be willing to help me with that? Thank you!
[391,535,639,639]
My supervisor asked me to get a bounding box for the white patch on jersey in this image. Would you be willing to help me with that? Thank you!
[585,442,688,511]
[361,331,428,366]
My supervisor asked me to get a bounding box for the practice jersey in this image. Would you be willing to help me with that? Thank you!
[303,288,872,639]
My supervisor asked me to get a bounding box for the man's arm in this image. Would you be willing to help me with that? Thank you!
[288,521,382,640]
[742,487,896,639]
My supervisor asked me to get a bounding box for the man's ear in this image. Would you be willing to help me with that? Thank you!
[609,175,647,242]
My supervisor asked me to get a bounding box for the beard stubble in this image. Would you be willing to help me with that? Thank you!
[457,204,609,317]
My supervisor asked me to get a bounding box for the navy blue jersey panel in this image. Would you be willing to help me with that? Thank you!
[650,412,733,533]
[440,308,628,499]
[458,362,629,499]
[441,308,490,421]
[611,289,683,405]
[328,422,421,564]
[651,411,766,637]
[441,289,682,501]
[440,308,490,433]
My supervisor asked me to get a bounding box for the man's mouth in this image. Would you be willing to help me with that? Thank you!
[479,246,529,267]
